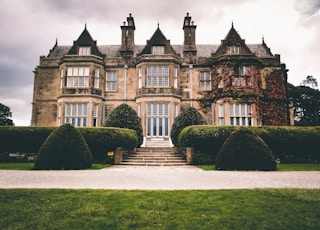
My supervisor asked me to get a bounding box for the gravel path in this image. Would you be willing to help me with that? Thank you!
[1,166,320,190]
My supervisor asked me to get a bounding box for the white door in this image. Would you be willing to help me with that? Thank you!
[146,103,169,137]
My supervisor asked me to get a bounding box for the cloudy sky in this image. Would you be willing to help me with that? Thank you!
[0,0,319,126]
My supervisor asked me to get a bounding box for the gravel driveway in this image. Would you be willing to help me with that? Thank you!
[1,165,320,190]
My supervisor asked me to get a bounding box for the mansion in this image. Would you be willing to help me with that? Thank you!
[31,13,291,145]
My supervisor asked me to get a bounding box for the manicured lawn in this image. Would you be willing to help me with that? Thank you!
[197,163,320,171]
[0,189,319,229]
[0,163,110,170]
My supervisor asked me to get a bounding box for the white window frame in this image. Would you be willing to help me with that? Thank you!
[218,104,225,125]
[200,71,211,91]
[66,67,89,87]
[65,103,88,127]
[146,66,169,87]
[106,71,117,91]
[60,69,64,89]
[94,68,100,89]
[229,103,252,126]
[227,46,240,54]
[152,46,164,55]
[146,103,169,137]
[92,104,99,127]
[174,68,178,89]
[138,67,142,89]
[79,47,91,56]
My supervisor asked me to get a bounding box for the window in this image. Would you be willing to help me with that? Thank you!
[152,46,164,55]
[65,103,88,127]
[218,104,225,125]
[232,66,251,87]
[60,69,64,89]
[174,68,178,88]
[146,66,169,87]
[57,105,62,126]
[227,46,240,54]
[200,71,211,91]
[79,47,90,55]
[106,71,117,91]
[67,67,89,87]
[218,79,224,88]
[94,68,99,89]
[146,103,169,137]
[92,104,99,127]
[137,103,142,117]
[230,103,252,126]
[138,67,142,89]
[174,103,179,117]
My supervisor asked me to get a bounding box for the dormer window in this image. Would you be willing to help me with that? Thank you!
[79,47,91,56]
[227,46,240,54]
[152,46,164,55]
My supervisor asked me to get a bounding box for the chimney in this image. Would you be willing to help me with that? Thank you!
[120,13,135,56]
[183,13,197,58]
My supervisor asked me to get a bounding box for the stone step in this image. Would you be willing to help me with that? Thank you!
[120,147,188,166]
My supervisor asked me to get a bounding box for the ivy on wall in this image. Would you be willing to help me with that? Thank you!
[198,62,288,126]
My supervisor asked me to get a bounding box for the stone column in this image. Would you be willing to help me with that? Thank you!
[114,147,123,164]
[186,147,193,164]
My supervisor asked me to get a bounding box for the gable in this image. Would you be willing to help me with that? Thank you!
[67,26,104,57]
[214,25,253,56]
[138,27,177,56]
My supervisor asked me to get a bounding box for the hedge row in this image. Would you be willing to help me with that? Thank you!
[178,125,320,164]
[0,126,138,162]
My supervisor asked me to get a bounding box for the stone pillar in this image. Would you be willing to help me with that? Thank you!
[186,147,193,164]
[114,147,123,164]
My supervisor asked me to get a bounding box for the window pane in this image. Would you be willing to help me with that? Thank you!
[165,118,169,136]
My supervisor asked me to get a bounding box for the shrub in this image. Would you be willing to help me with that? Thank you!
[171,107,207,146]
[215,127,276,171]
[0,127,54,153]
[104,104,143,146]
[79,127,138,162]
[34,124,93,170]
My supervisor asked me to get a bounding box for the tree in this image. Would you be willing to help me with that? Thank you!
[215,127,276,171]
[104,104,143,146]
[34,124,92,170]
[170,106,207,146]
[288,77,320,126]
[0,103,14,126]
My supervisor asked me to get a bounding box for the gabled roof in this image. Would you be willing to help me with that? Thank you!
[67,26,104,57]
[214,24,253,56]
[138,26,177,56]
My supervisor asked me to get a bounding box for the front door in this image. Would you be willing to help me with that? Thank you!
[146,103,169,138]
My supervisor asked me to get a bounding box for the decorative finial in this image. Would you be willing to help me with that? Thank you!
[85,22,87,29]
[231,21,234,28]
[262,35,265,44]
[158,22,160,28]
[55,38,58,46]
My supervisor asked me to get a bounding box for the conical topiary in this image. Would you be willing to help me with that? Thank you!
[215,127,276,171]
[104,103,143,146]
[34,124,92,170]
[171,107,207,146]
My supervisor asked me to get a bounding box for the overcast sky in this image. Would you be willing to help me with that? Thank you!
[1,0,319,126]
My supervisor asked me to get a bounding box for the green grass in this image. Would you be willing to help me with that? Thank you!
[197,163,320,171]
[0,189,319,229]
[0,163,110,170]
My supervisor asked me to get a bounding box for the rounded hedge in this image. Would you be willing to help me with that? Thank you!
[171,107,207,146]
[215,127,276,171]
[104,104,143,146]
[34,124,93,170]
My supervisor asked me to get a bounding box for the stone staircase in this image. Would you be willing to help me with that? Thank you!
[120,147,188,166]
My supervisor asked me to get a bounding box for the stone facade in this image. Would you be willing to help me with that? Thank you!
[31,13,291,143]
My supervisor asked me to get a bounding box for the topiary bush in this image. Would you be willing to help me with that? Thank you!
[215,127,276,171]
[171,107,207,146]
[34,124,93,170]
[104,104,143,146]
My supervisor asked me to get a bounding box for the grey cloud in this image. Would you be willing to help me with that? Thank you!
[294,0,320,16]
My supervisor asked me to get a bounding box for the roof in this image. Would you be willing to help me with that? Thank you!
[47,43,273,59]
